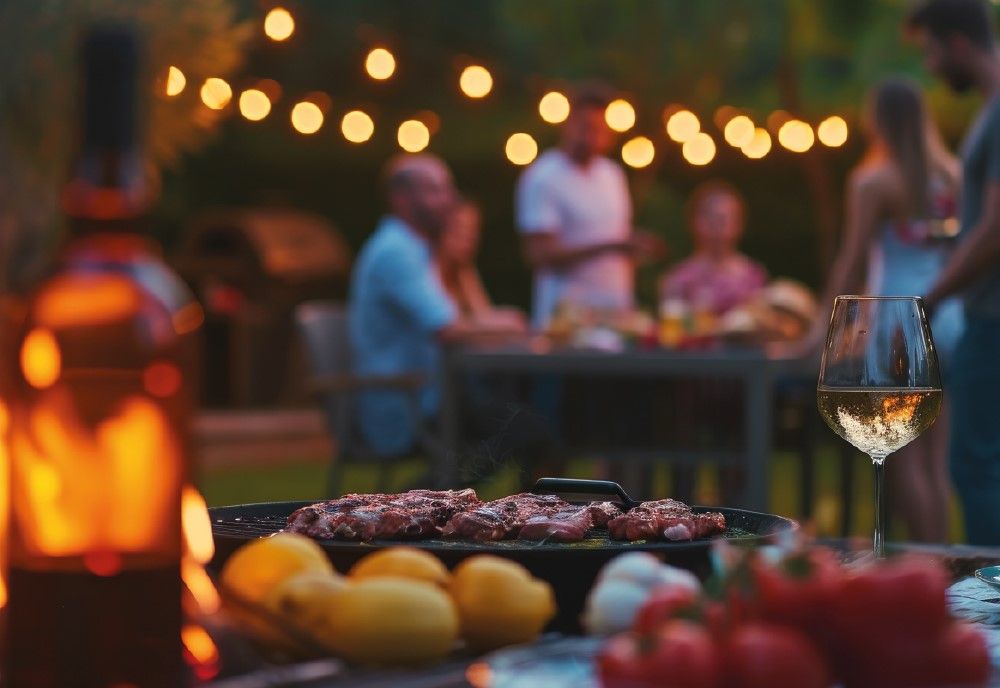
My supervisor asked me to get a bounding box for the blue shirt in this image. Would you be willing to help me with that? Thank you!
[349,216,456,455]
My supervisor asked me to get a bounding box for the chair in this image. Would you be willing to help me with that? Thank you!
[295,301,428,496]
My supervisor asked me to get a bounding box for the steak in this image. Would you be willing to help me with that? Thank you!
[586,501,624,528]
[607,499,726,542]
[518,501,622,542]
[285,488,480,541]
[441,493,570,541]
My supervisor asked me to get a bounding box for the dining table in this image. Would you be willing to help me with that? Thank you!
[436,344,814,513]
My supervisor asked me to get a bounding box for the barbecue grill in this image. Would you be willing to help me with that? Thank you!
[209,479,797,631]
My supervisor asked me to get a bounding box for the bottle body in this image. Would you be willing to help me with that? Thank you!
[3,232,201,687]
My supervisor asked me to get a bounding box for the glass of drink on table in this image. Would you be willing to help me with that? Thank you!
[817,296,941,557]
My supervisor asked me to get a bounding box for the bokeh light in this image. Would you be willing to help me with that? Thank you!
[666,110,700,143]
[398,119,430,152]
[459,65,493,98]
[817,116,849,147]
[621,136,655,168]
[365,48,396,80]
[264,7,295,41]
[741,128,772,159]
[238,89,271,121]
[165,66,185,96]
[21,328,60,390]
[505,133,538,165]
[200,78,232,110]
[723,115,755,148]
[341,110,375,143]
[605,99,636,132]
[682,132,716,166]
[778,119,815,152]
[538,91,570,124]
[290,101,324,134]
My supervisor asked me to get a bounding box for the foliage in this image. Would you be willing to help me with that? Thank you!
[0,0,252,289]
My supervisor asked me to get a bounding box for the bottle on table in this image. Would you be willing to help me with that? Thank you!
[657,298,687,348]
[1,25,202,687]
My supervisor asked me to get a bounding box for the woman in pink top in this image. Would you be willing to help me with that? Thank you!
[660,181,768,314]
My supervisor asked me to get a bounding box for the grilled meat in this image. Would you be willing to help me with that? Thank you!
[586,501,623,528]
[285,488,480,541]
[285,488,722,544]
[518,502,622,542]
[518,509,592,542]
[607,499,726,541]
[441,493,570,541]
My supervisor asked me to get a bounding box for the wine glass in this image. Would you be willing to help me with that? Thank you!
[817,296,942,557]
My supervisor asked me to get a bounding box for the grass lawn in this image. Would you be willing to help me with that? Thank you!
[197,445,967,541]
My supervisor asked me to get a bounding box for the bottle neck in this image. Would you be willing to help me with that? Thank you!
[61,148,152,228]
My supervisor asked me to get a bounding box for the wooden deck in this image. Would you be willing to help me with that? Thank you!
[195,408,332,469]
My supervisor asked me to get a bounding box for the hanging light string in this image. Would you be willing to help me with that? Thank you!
[161,7,851,165]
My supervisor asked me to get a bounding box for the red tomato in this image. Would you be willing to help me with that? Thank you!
[834,556,949,638]
[722,623,830,688]
[632,586,701,635]
[641,620,721,688]
[597,633,650,688]
[927,622,991,687]
[832,622,987,688]
[837,630,940,688]
[750,548,845,633]
[699,599,732,638]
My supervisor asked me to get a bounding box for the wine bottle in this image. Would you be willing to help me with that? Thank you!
[1,25,202,687]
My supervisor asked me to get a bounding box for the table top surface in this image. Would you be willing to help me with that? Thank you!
[446,343,816,376]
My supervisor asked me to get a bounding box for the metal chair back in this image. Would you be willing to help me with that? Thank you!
[295,301,355,471]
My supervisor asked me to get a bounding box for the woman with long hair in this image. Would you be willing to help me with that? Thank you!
[803,77,963,542]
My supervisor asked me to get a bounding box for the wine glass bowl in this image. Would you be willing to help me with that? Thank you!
[817,296,942,557]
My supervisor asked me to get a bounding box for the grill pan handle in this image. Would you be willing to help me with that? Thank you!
[532,477,639,508]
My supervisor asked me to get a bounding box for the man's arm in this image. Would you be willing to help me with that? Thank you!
[521,231,633,271]
[438,311,526,345]
[926,180,1000,308]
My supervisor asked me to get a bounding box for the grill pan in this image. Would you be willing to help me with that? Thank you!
[208,478,797,631]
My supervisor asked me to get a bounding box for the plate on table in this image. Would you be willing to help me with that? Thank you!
[975,565,1000,592]
[474,636,601,688]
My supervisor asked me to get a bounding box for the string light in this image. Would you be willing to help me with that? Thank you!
[538,91,570,124]
[666,110,700,143]
[341,110,374,143]
[264,7,295,42]
[459,65,493,98]
[238,89,271,121]
[605,99,636,132]
[682,132,716,165]
[621,136,655,168]
[365,48,396,80]
[778,119,815,152]
[200,78,232,110]
[165,66,185,96]
[723,115,755,148]
[398,119,430,152]
[817,116,848,147]
[290,101,324,134]
[741,127,772,159]
[505,133,538,165]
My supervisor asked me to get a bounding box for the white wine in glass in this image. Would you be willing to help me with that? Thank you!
[817,297,942,557]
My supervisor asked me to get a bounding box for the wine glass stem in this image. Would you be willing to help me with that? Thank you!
[872,455,887,558]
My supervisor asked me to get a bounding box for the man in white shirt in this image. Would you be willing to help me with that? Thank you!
[516,84,662,328]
